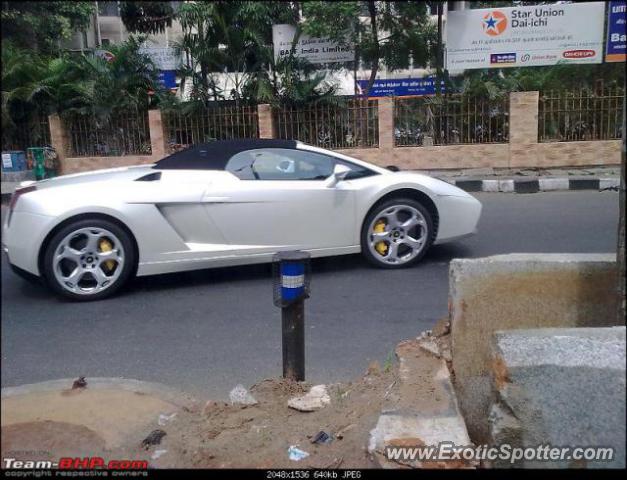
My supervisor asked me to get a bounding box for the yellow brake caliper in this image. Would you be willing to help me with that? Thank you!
[374,220,388,255]
[99,239,115,271]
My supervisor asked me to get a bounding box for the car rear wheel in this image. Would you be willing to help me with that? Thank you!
[42,218,136,301]
[361,198,434,268]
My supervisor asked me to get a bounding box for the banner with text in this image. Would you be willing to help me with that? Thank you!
[139,46,182,71]
[445,2,605,70]
[272,24,354,64]
[356,77,444,97]
[606,1,626,62]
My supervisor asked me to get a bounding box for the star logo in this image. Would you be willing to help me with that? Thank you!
[482,11,507,36]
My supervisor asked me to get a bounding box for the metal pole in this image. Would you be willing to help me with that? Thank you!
[282,300,305,381]
[436,1,443,96]
[618,76,626,325]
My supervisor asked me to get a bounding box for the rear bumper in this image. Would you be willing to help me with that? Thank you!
[3,210,55,276]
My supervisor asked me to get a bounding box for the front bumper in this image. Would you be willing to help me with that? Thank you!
[434,194,482,244]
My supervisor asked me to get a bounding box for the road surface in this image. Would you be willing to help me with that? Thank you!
[1,192,619,399]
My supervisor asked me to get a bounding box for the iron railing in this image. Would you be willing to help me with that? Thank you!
[162,103,259,153]
[2,112,51,152]
[274,99,379,149]
[394,95,509,146]
[539,87,625,142]
[64,110,151,157]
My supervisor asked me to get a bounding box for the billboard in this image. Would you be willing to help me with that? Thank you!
[445,2,605,70]
[606,1,626,62]
[272,24,354,64]
[356,77,444,97]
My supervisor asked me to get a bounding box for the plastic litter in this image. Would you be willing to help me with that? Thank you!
[151,449,167,460]
[229,384,258,405]
[158,412,177,426]
[311,430,333,444]
[288,446,310,461]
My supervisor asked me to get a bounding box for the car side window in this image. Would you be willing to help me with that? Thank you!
[226,148,376,181]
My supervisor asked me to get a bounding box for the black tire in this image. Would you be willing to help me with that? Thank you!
[361,197,434,269]
[42,218,136,301]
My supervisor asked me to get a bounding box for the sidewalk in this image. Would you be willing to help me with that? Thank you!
[412,165,621,193]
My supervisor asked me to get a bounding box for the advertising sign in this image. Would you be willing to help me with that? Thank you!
[157,70,177,90]
[139,46,182,70]
[445,2,605,70]
[606,1,626,62]
[356,77,444,97]
[272,24,354,64]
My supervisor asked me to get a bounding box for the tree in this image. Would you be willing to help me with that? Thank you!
[301,1,436,96]
[2,36,161,128]
[119,1,175,35]
[173,1,299,102]
[1,1,94,54]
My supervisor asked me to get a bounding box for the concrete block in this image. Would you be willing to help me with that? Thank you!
[569,178,600,190]
[514,179,539,194]
[368,339,474,468]
[539,177,569,191]
[489,327,626,468]
[482,180,500,192]
[449,254,619,442]
[600,178,620,190]
[498,179,514,192]
[455,180,483,192]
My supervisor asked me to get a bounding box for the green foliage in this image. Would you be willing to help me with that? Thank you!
[1,1,94,54]
[120,1,175,35]
[2,36,163,135]
[454,63,626,98]
[302,1,436,93]
[173,1,325,104]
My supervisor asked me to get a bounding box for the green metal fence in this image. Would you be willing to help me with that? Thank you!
[162,103,259,153]
[394,94,509,146]
[274,99,379,149]
[64,109,151,157]
[539,87,625,142]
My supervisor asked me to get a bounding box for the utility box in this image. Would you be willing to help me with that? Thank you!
[1,151,27,172]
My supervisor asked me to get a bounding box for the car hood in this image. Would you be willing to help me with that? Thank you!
[22,165,156,190]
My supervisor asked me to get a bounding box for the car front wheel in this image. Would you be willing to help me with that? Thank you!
[42,218,136,301]
[361,198,434,268]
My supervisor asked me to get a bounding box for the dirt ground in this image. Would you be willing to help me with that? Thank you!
[139,365,400,468]
[2,329,455,469]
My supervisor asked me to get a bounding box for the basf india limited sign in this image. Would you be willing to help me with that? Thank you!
[273,24,354,64]
[446,2,605,70]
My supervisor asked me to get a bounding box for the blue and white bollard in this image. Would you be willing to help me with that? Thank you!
[273,251,311,381]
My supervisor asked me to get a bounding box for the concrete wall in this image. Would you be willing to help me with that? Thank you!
[53,92,622,175]
[489,327,626,468]
[448,253,621,443]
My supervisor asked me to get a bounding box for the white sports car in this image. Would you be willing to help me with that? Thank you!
[3,139,481,300]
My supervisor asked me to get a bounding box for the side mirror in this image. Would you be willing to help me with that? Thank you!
[325,164,351,188]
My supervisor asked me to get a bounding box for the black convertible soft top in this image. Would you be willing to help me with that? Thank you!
[154,139,299,170]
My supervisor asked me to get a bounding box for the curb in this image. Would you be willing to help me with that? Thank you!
[1,377,198,409]
[447,177,619,193]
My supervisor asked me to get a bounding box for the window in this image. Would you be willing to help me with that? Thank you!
[226,149,377,181]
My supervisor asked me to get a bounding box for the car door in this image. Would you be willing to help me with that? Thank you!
[201,148,358,254]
